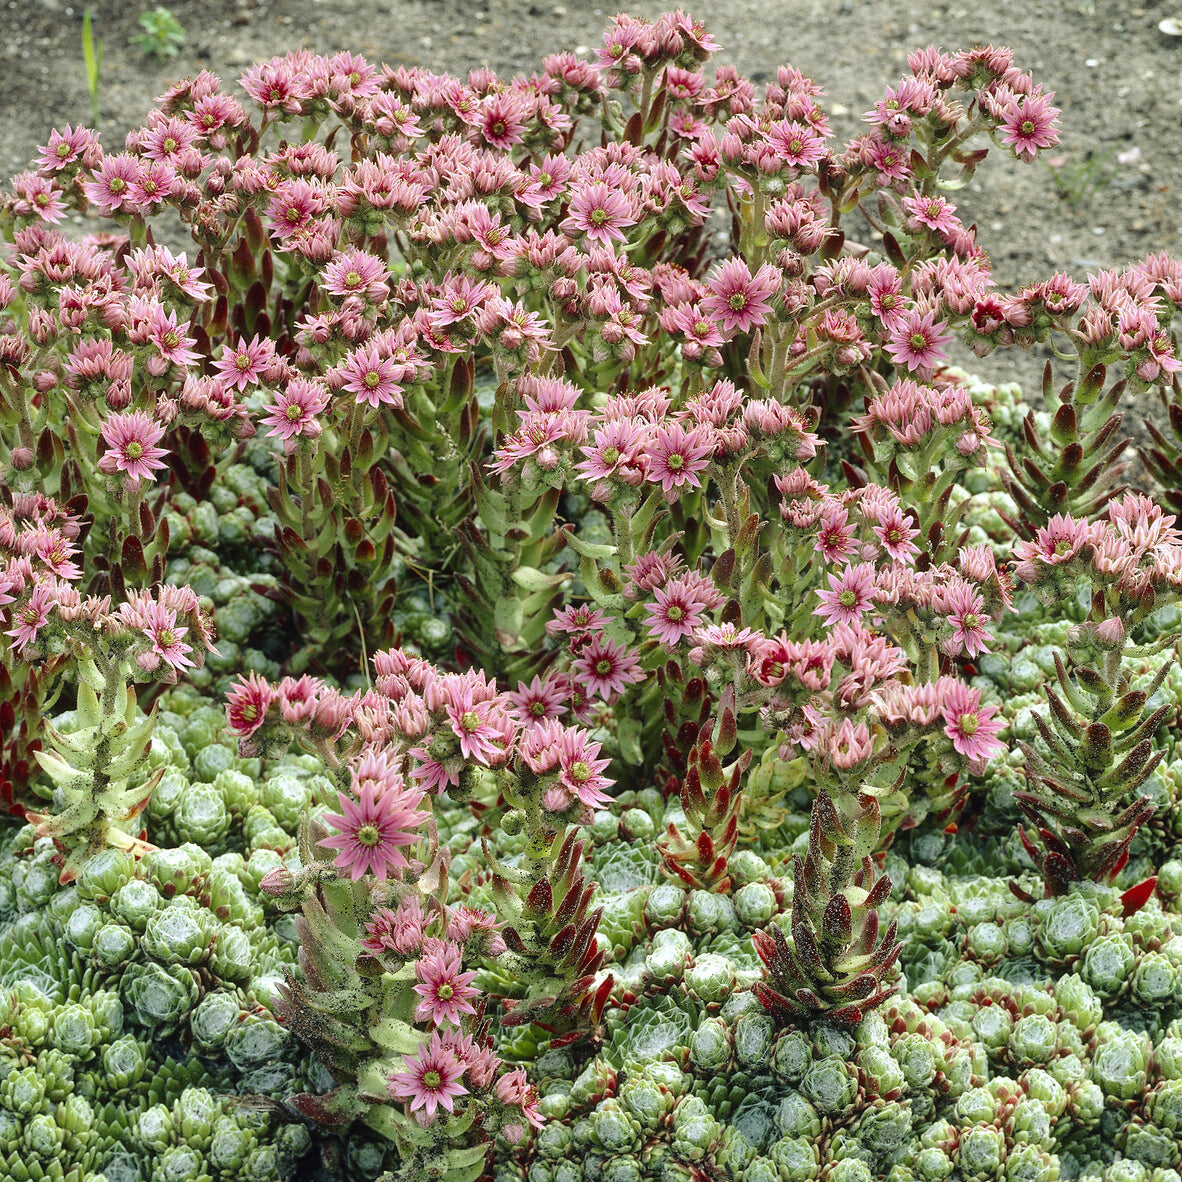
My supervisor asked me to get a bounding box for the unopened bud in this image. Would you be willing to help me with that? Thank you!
[259,867,295,897]
[1094,617,1125,650]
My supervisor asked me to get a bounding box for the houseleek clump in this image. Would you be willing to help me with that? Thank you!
[0,8,1179,1182]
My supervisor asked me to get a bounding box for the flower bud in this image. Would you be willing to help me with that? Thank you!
[258,866,295,897]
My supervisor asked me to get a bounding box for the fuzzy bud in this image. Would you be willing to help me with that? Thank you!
[259,867,295,897]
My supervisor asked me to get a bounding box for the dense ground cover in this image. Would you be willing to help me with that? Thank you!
[0,10,1181,1182]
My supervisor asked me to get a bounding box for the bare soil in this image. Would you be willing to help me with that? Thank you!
[4,0,1182,416]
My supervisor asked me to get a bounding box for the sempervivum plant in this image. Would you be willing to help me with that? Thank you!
[1011,496,1182,894]
[752,791,901,1026]
[2,8,1182,1182]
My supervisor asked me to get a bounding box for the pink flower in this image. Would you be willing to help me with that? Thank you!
[445,694,511,765]
[814,562,877,627]
[10,173,68,225]
[429,275,495,328]
[872,507,921,564]
[266,178,331,244]
[866,267,907,332]
[1012,513,1100,584]
[137,601,195,677]
[555,727,614,809]
[387,1032,468,1119]
[862,135,911,184]
[561,181,636,244]
[225,672,275,738]
[36,124,97,172]
[687,622,762,667]
[574,419,648,492]
[446,904,506,957]
[570,634,645,701]
[643,578,708,647]
[145,306,201,370]
[902,192,959,236]
[814,504,858,563]
[413,943,480,1026]
[98,412,169,484]
[943,582,992,658]
[546,603,607,641]
[766,119,826,168]
[240,58,311,113]
[437,1028,500,1090]
[941,682,1004,764]
[260,379,330,450]
[822,717,875,771]
[5,582,55,653]
[507,674,569,727]
[479,91,528,149]
[321,248,389,303]
[645,422,713,499]
[188,92,248,139]
[81,153,142,214]
[701,257,780,333]
[140,115,199,161]
[131,159,177,208]
[496,1068,545,1129]
[997,90,1060,160]
[363,894,426,957]
[214,335,276,392]
[318,781,430,882]
[339,345,404,409]
[885,307,952,372]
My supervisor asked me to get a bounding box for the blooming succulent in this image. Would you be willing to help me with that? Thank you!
[0,9,1180,1182]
